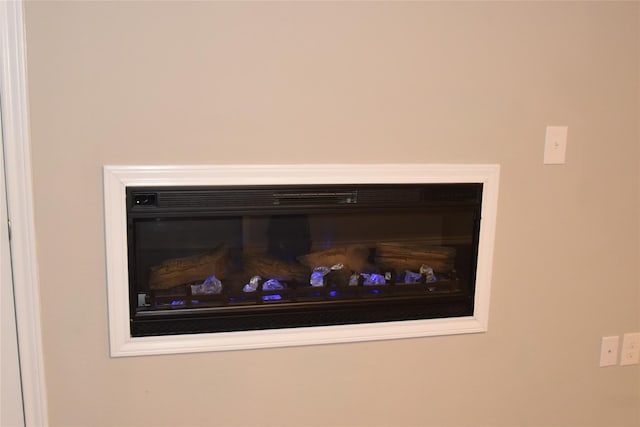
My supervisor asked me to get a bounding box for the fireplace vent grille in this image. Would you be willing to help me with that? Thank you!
[130,184,481,213]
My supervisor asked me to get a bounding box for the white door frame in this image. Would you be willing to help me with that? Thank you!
[1,76,25,427]
[0,1,49,425]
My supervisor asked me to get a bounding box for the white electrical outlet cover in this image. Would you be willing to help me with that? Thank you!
[620,333,640,366]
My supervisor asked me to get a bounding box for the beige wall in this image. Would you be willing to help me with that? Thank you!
[24,1,640,426]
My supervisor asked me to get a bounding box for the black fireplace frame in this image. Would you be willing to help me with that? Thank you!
[126,183,482,337]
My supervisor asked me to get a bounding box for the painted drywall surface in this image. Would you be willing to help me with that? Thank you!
[24,1,639,426]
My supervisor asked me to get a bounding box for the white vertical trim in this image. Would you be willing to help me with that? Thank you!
[0,1,49,425]
[0,83,25,427]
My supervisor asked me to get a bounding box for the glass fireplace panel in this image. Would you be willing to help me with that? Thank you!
[126,184,482,337]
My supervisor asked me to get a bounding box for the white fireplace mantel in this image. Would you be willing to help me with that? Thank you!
[103,163,500,357]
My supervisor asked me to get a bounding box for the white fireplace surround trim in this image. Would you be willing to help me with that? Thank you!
[103,164,500,357]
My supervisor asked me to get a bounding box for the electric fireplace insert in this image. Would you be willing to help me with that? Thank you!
[126,182,483,337]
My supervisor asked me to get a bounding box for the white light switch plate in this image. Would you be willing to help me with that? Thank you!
[544,126,568,164]
[600,336,619,367]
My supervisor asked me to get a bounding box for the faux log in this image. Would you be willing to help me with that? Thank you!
[297,245,371,273]
[148,246,230,290]
[243,252,310,283]
[375,242,456,273]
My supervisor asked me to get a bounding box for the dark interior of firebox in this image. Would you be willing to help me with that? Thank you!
[132,210,476,308]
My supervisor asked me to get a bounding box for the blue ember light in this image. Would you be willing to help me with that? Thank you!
[372,289,380,294]
[329,290,338,297]
[171,300,185,305]
[262,294,282,301]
